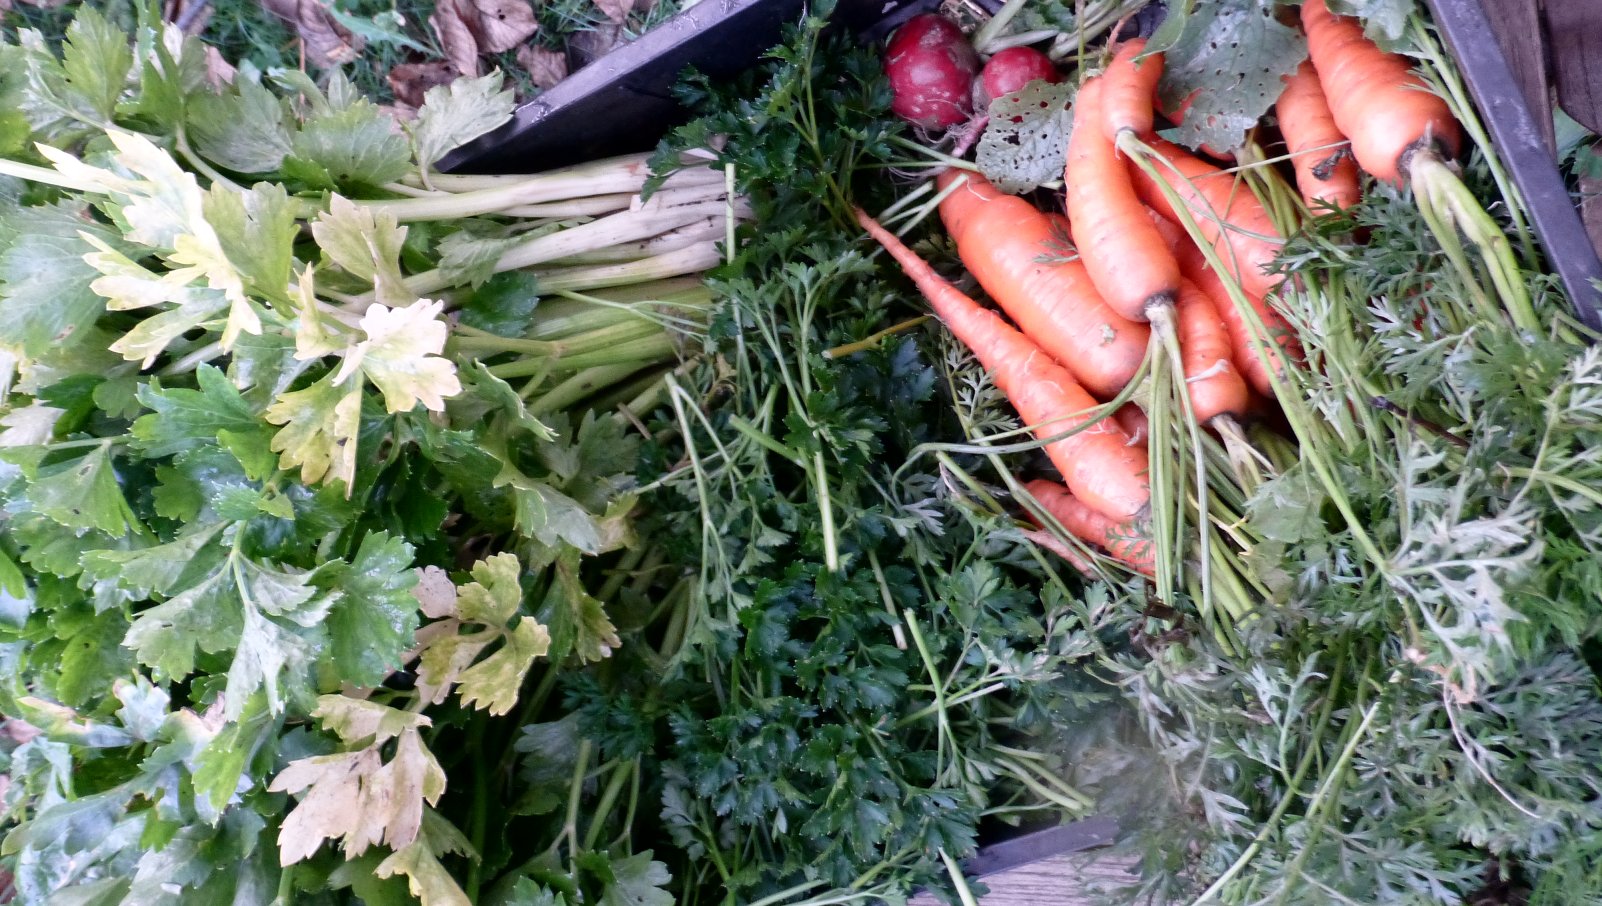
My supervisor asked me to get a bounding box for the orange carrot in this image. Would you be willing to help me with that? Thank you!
[1066,78,1182,322]
[1025,479,1154,576]
[1101,38,1163,140]
[1179,247,1297,399]
[1130,136,1285,303]
[1175,279,1249,424]
[1301,0,1461,185]
[1278,61,1362,211]
[855,206,1151,521]
[936,170,1149,398]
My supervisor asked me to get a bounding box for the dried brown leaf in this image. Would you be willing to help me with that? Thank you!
[516,45,568,91]
[204,46,237,89]
[388,61,462,110]
[258,0,364,68]
[592,0,632,25]
[429,0,539,77]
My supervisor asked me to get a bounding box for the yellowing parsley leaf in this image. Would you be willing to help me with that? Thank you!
[263,371,361,488]
[455,552,522,624]
[410,72,515,179]
[29,443,141,536]
[202,181,298,306]
[311,195,411,309]
[0,403,65,447]
[292,267,346,361]
[493,463,604,555]
[456,617,550,716]
[269,697,444,864]
[336,299,461,414]
[374,837,471,906]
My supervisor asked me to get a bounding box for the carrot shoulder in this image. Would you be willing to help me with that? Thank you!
[935,170,1149,399]
[1065,78,1182,322]
[1301,0,1461,185]
[1278,60,1362,211]
[855,206,1151,521]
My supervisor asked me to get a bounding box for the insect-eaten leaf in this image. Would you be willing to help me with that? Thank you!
[976,80,1076,195]
[1155,0,1307,155]
[428,0,539,79]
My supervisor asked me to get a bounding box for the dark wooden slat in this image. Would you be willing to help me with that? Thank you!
[1545,0,1602,133]
[1424,0,1602,329]
[1484,0,1553,153]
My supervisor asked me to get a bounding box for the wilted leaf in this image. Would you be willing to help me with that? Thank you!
[270,697,443,864]
[429,0,539,78]
[388,62,461,110]
[517,45,568,91]
[1156,0,1307,154]
[258,0,365,68]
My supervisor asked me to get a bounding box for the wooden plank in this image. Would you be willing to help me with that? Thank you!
[1545,0,1602,133]
[912,853,1143,906]
[1484,0,1553,153]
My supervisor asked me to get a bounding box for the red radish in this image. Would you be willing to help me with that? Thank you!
[974,46,1060,109]
[884,14,980,129]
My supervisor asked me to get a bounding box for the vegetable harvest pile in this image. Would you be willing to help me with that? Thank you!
[1,0,1601,904]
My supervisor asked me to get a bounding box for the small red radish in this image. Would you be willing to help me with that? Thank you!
[974,46,1061,109]
[884,13,980,129]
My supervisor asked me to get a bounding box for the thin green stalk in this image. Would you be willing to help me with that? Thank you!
[582,759,634,852]
[488,332,675,380]
[526,362,655,415]
[562,739,593,867]
[454,317,662,358]
[533,242,725,295]
[386,201,734,301]
[940,849,981,906]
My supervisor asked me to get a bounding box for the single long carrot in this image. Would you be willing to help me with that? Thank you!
[1025,479,1154,576]
[1278,61,1362,211]
[1101,38,1163,140]
[855,206,1151,521]
[935,170,1149,399]
[1129,136,1285,303]
[1066,78,1182,322]
[1301,0,1461,185]
[1175,279,1250,424]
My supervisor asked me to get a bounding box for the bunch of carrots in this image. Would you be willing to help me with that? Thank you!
[859,1,1471,626]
